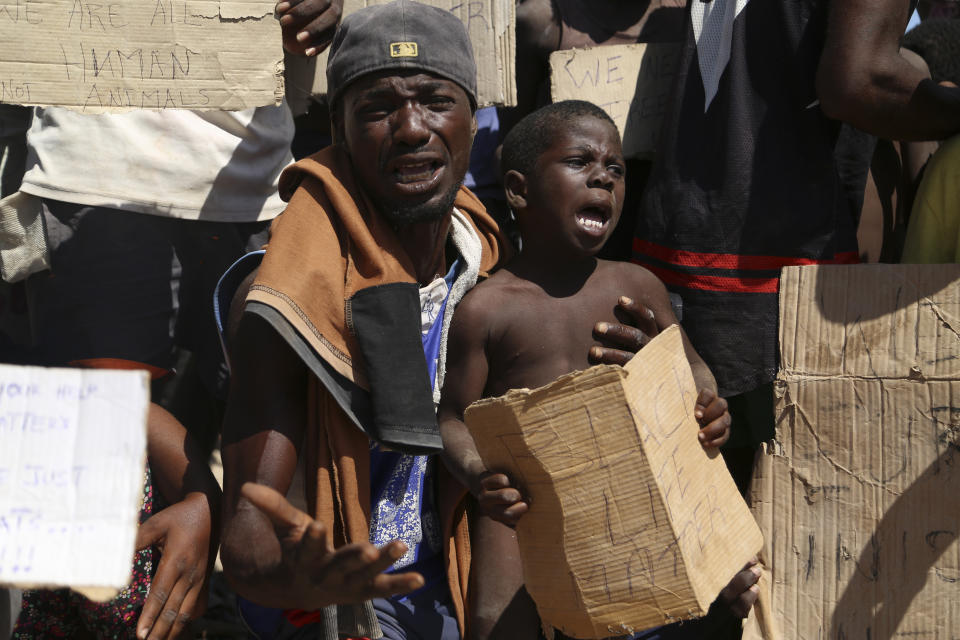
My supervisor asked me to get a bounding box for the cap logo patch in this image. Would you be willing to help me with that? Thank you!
[390,42,419,58]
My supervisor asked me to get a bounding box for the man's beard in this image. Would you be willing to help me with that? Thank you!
[378,181,462,227]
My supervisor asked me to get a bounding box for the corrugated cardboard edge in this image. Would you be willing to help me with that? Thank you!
[466,326,763,637]
[623,326,764,617]
[284,0,517,111]
[743,264,960,640]
[466,365,635,637]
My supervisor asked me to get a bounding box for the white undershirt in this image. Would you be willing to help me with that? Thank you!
[20,105,294,222]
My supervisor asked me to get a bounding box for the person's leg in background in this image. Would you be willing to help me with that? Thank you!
[721,383,775,497]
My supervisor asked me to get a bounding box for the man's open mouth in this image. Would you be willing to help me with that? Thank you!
[393,160,442,185]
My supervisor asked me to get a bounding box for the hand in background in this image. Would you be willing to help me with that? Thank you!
[277,0,343,56]
[135,493,215,640]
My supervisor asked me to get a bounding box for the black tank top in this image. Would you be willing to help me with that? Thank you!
[634,0,913,397]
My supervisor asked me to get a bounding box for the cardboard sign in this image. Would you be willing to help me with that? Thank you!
[465,325,763,638]
[0,364,149,600]
[743,264,960,640]
[0,0,283,111]
[550,43,681,158]
[284,0,516,114]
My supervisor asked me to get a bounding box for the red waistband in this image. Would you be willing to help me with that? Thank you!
[633,239,860,293]
[283,608,370,638]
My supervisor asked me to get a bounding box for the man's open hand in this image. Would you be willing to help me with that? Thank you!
[277,0,342,56]
[589,296,660,366]
[240,482,424,608]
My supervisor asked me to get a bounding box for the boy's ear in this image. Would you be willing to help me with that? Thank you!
[503,169,528,211]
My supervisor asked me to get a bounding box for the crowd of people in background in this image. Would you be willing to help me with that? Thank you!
[1,0,960,638]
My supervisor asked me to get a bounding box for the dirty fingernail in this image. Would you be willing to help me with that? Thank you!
[619,296,632,305]
[305,47,317,56]
[596,322,608,333]
[276,1,290,10]
[296,30,310,42]
[751,566,763,577]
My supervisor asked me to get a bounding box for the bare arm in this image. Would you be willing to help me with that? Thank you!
[220,311,310,606]
[497,0,559,136]
[437,291,530,525]
[221,309,420,608]
[436,297,490,496]
[136,405,222,640]
[817,0,960,141]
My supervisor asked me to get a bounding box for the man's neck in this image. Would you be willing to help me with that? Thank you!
[395,212,453,286]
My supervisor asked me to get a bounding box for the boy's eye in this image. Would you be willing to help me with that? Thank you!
[608,163,625,177]
[565,157,588,168]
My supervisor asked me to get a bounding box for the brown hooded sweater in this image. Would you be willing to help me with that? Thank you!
[247,146,509,634]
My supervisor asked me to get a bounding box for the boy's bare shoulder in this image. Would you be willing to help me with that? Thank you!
[452,269,532,331]
[598,259,669,295]
[461,269,534,307]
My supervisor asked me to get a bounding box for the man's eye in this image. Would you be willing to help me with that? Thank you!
[358,103,392,118]
[425,96,455,109]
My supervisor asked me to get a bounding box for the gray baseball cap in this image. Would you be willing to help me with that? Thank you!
[326,0,478,109]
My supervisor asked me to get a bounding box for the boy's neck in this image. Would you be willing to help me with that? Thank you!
[509,248,599,294]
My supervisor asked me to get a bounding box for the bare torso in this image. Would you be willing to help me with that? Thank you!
[469,258,674,397]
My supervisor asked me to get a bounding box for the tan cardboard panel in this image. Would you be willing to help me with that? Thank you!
[285,0,516,114]
[744,264,960,640]
[549,43,680,158]
[0,0,283,111]
[466,325,762,638]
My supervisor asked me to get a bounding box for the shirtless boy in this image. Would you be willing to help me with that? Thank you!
[437,101,759,639]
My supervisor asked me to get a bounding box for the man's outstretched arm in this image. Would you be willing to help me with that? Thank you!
[817,0,960,141]
[220,312,421,609]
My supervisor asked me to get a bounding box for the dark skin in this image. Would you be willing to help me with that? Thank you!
[437,116,756,640]
[220,80,666,618]
[136,404,222,640]
[817,0,960,141]
[276,0,342,57]
[219,73,478,610]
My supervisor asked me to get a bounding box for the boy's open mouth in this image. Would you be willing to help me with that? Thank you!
[575,206,610,234]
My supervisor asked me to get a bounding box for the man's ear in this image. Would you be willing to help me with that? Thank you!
[330,103,344,146]
[470,112,478,140]
[504,169,528,211]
